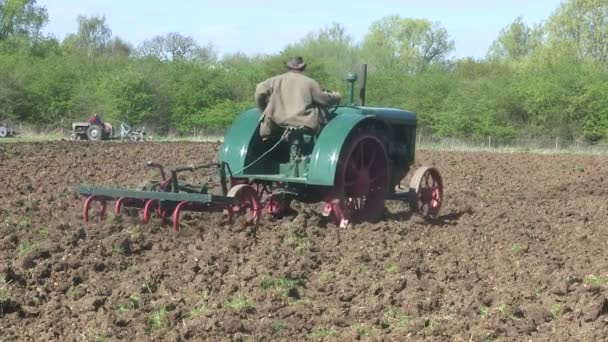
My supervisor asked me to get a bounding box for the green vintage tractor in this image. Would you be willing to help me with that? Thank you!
[77,65,443,231]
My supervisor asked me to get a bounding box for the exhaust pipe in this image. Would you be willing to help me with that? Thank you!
[359,64,367,106]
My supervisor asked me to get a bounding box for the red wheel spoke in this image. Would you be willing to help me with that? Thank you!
[347,160,358,175]
[345,180,357,187]
[366,147,377,169]
[358,144,365,169]
[423,173,431,188]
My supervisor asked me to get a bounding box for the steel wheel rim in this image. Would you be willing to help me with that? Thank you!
[227,184,261,225]
[411,167,443,218]
[336,133,389,223]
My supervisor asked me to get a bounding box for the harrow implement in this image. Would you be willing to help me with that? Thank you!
[77,162,261,232]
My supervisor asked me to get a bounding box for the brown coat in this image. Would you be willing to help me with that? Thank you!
[255,71,340,139]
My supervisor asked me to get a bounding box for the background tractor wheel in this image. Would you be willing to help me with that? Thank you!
[129,132,142,142]
[0,127,7,137]
[86,125,103,141]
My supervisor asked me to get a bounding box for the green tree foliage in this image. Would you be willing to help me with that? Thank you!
[136,32,217,63]
[62,15,112,56]
[1,1,608,142]
[361,15,455,74]
[545,0,608,67]
[0,0,47,40]
[487,17,544,61]
[283,22,360,85]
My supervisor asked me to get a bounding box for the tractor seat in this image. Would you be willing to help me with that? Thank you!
[284,126,315,141]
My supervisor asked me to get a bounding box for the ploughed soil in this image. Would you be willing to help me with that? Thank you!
[1,141,608,341]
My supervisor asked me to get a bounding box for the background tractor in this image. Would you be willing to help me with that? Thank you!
[0,121,15,138]
[69,120,147,142]
[69,121,113,141]
[77,64,443,231]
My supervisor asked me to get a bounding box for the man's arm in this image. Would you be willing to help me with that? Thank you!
[255,79,273,111]
[311,81,340,106]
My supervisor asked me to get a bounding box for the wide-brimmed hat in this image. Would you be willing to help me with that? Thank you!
[286,56,306,70]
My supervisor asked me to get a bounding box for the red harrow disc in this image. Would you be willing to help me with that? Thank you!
[409,166,443,218]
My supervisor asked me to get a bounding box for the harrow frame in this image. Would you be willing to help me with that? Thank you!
[77,162,261,232]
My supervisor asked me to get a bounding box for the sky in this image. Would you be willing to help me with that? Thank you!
[36,0,564,59]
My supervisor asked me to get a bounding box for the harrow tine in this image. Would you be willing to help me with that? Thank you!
[142,199,158,224]
[172,201,189,233]
[83,195,106,224]
[114,197,125,214]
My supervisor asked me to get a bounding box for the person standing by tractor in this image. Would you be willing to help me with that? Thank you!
[254,56,341,140]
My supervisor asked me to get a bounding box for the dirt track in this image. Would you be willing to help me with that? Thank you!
[1,141,607,341]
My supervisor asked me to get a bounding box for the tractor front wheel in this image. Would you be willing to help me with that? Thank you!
[325,132,389,228]
[409,166,443,218]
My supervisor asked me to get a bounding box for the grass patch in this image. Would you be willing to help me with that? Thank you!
[66,286,84,300]
[384,263,399,273]
[551,303,561,320]
[584,275,608,287]
[497,303,509,315]
[357,265,370,274]
[479,305,490,319]
[186,304,207,319]
[351,323,371,337]
[310,327,335,339]
[224,294,255,313]
[94,334,109,342]
[141,278,157,293]
[18,239,37,256]
[424,318,439,330]
[283,227,310,254]
[115,295,141,314]
[149,306,169,331]
[510,243,525,255]
[261,276,304,291]
[0,273,10,309]
[271,320,284,335]
[318,272,336,282]
[260,276,306,303]
[382,307,410,328]
[186,290,212,320]
[38,229,49,240]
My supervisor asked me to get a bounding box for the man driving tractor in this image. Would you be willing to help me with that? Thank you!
[88,113,103,126]
[255,56,341,140]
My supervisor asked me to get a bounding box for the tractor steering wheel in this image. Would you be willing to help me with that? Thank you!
[328,100,340,114]
[322,89,341,115]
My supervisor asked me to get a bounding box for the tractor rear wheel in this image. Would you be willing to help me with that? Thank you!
[325,131,389,227]
[0,127,7,138]
[86,125,103,141]
[409,166,443,218]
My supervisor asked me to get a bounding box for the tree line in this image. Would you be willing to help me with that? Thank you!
[1,0,607,141]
